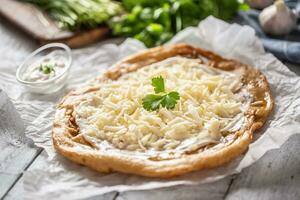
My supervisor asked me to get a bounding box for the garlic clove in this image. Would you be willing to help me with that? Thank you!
[259,0,297,36]
[246,0,274,9]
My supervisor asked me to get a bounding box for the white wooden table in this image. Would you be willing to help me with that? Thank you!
[0,17,300,200]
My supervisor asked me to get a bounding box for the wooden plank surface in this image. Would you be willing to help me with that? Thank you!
[0,17,41,198]
[3,152,118,200]
[1,152,41,200]
[4,150,233,200]
[0,0,72,39]
[0,90,41,197]
[116,177,233,200]
[225,134,300,200]
[0,0,110,48]
[0,143,41,198]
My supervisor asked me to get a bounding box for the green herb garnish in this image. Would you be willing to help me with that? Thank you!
[151,76,165,93]
[39,63,54,74]
[142,76,180,111]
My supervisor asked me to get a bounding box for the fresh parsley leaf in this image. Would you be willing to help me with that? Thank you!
[39,63,54,74]
[142,77,180,111]
[142,94,164,111]
[161,91,180,109]
[151,76,165,93]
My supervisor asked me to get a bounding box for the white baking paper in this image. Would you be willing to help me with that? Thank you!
[1,16,300,199]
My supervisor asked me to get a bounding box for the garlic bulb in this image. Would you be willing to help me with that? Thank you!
[246,0,274,9]
[259,0,297,36]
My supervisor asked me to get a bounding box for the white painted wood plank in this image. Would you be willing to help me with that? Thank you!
[5,150,231,200]
[0,90,42,197]
[2,175,23,200]
[0,174,18,197]
[0,146,41,198]
[116,177,233,200]
[225,134,300,200]
[4,151,117,200]
[0,16,41,198]
[4,175,118,200]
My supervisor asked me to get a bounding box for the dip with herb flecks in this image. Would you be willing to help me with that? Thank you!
[22,50,67,82]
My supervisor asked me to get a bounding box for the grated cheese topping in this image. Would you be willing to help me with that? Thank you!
[75,57,247,153]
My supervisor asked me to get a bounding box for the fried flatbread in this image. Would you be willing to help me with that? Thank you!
[52,44,273,178]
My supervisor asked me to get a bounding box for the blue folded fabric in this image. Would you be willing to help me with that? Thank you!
[236,0,300,64]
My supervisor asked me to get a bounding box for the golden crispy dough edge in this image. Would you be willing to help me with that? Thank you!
[52,44,274,178]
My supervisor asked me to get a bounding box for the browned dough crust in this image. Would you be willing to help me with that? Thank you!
[52,44,274,178]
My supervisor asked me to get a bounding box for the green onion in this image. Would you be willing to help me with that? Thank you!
[25,0,123,31]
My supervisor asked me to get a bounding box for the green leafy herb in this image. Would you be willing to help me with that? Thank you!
[142,77,180,111]
[25,0,123,31]
[142,94,164,111]
[161,91,180,109]
[151,76,165,93]
[110,0,247,47]
[39,63,54,74]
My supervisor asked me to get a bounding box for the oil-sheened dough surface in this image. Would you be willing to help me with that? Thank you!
[52,44,273,178]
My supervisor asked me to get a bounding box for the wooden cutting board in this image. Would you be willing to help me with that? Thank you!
[0,0,110,48]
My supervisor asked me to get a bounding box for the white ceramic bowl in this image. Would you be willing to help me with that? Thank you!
[16,43,72,94]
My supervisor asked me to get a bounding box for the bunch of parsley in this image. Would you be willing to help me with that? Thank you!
[110,0,247,47]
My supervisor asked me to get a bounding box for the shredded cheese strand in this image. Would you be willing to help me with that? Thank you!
[76,57,244,151]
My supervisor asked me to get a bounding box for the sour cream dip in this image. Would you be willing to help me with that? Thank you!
[23,50,68,82]
[16,43,72,94]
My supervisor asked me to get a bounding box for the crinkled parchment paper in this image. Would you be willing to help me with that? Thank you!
[1,17,300,199]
